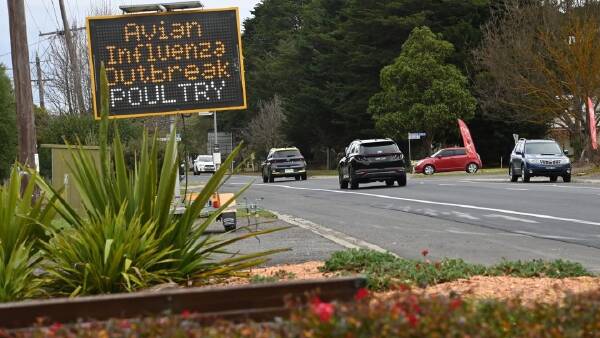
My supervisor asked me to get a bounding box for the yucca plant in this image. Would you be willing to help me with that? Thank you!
[34,64,288,296]
[0,166,56,301]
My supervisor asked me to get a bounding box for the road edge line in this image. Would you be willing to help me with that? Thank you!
[271,211,399,258]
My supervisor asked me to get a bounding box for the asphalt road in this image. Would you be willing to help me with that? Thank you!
[189,173,600,271]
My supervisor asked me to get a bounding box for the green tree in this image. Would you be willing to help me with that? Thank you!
[0,64,17,180]
[368,26,476,150]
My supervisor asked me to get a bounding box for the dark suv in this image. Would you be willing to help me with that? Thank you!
[509,139,571,183]
[338,139,407,189]
[262,147,307,183]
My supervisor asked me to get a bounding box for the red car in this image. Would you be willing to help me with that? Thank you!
[413,147,482,175]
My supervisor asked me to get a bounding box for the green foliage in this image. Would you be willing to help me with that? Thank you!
[241,1,491,158]
[18,289,600,336]
[0,167,56,301]
[0,64,17,180]
[369,26,477,147]
[33,65,288,295]
[322,249,593,291]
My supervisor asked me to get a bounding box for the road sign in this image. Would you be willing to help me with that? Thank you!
[408,132,426,140]
[213,152,222,165]
[86,8,247,119]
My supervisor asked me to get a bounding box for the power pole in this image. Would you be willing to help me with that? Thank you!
[58,0,86,115]
[35,54,45,110]
[7,0,38,180]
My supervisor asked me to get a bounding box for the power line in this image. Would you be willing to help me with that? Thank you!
[0,35,54,57]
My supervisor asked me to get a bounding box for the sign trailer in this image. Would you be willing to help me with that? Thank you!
[86,7,247,119]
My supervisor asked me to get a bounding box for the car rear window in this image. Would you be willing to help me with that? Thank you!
[525,142,561,155]
[197,155,213,162]
[360,142,399,155]
[273,150,302,158]
[454,149,466,156]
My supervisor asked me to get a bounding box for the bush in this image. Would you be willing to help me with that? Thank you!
[16,289,600,337]
[0,167,56,301]
[33,65,288,296]
[322,249,593,290]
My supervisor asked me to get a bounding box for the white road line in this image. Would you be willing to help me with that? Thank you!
[438,184,456,186]
[505,188,529,191]
[451,211,479,220]
[272,211,399,257]
[484,214,538,224]
[257,184,600,227]
[513,230,583,241]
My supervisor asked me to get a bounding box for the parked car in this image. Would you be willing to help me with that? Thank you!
[262,147,307,183]
[338,139,407,189]
[193,155,216,175]
[509,139,571,182]
[414,147,482,175]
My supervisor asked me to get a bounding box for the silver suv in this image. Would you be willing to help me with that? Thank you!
[509,139,571,183]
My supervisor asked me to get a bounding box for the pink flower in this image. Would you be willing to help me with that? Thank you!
[181,309,191,319]
[49,322,63,334]
[407,313,419,328]
[449,298,462,311]
[118,320,131,329]
[354,288,369,301]
[312,302,335,322]
[421,249,429,257]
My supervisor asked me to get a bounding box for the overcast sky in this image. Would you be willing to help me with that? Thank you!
[0,0,260,104]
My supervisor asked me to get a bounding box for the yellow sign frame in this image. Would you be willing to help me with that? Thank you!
[85,7,247,120]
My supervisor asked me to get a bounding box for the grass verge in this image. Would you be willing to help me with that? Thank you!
[321,249,592,290]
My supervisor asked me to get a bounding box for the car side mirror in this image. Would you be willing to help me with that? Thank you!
[563,149,569,155]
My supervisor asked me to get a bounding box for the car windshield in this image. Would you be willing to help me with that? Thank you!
[273,150,302,158]
[196,155,213,162]
[360,142,399,155]
[525,142,562,155]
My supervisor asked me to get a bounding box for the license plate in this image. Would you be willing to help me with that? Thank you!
[285,169,294,173]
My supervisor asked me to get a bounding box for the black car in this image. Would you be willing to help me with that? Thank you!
[509,139,571,183]
[338,139,407,189]
[262,147,307,183]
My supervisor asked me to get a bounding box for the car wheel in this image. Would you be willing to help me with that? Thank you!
[193,169,199,175]
[509,165,519,182]
[349,166,359,189]
[397,173,407,187]
[301,173,307,180]
[268,170,275,183]
[466,162,479,174]
[521,165,530,183]
[563,174,571,183]
[339,172,348,189]
[385,180,395,187]
[549,175,557,182]
[295,175,301,181]
[423,165,435,175]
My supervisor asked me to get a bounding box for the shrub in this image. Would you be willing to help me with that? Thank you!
[16,289,600,337]
[33,65,288,296]
[322,249,593,291]
[0,167,56,301]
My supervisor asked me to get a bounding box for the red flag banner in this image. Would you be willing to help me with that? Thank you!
[588,97,598,150]
[458,119,477,156]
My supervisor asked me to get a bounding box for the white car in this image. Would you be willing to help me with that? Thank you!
[193,155,216,175]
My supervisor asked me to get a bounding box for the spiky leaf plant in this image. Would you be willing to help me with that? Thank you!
[0,166,56,301]
[34,64,288,296]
